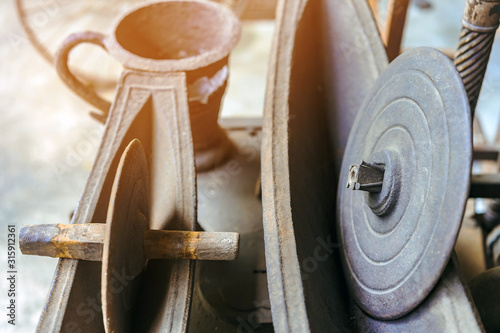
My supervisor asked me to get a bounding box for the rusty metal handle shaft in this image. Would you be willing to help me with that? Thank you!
[19,224,239,261]
[454,0,500,116]
[55,31,112,123]
[143,229,239,261]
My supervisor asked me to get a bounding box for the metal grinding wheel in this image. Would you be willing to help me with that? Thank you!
[337,47,472,320]
[101,138,150,332]
[20,139,240,331]
[101,139,239,331]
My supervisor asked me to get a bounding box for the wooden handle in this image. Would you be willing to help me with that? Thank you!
[19,224,239,261]
[55,31,111,123]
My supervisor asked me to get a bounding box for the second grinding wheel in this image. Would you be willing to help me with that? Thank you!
[102,138,150,332]
[337,47,472,320]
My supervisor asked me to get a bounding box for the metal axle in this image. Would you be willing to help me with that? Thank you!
[347,160,385,193]
[20,223,239,261]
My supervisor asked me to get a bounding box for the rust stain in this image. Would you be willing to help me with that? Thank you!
[52,224,77,259]
[182,231,200,260]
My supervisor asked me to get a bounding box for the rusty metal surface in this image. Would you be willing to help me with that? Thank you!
[19,210,240,262]
[261,0,387,331]
[19,223,106,261]
[338,47,472,320]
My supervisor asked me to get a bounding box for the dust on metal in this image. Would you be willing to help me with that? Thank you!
[337,47,472,320]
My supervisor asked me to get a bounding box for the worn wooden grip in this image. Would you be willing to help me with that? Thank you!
[19,224,239,261]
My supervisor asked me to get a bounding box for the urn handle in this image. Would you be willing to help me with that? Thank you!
[55,31,112,123]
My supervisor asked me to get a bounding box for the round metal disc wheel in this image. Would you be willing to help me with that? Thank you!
[337,47,472,320]
[102,138,150,332]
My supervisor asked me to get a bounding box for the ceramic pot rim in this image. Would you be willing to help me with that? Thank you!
[106,0,241,72]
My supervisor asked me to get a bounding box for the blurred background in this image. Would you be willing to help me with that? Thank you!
[0,0,499,331]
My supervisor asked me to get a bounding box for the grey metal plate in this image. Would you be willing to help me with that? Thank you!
[337,47,472,320]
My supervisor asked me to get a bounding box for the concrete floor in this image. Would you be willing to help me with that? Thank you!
[0,0,499,332]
